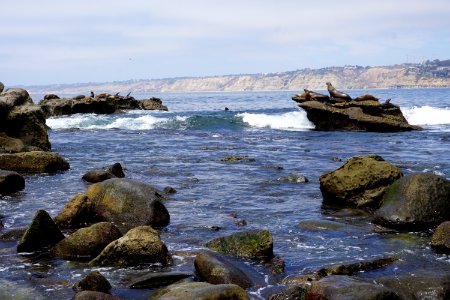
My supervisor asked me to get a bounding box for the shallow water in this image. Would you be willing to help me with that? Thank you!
[1,89,450,298]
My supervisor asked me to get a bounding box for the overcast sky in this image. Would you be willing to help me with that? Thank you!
[1,0,449,86]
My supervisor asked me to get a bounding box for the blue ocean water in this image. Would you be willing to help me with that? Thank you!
[1,88,450,298]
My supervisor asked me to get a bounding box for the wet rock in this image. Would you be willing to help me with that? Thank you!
[89,226,171,267]
[0,151,69,173]
[73,271,112,293]
[373,173,450,231]
[140,97,168,111]
[0,278,45,300]
[194,251,253,289]
[307,275,400,300]
[86,178,170,232]
[54,194,98,229]
[72,290,120,300]
[0,132,30,153]
[317,257,398,277]
[205,229,273,259]
[431,221,450,253]
[0,82,4,93]
[320,155,403,208]
[376,271,450,300]
[17,210,65,253]
[163,186,177,194]
[149,281,249,300]
[267,286,307,300]
[0,227,26,241]
[82,163,125,183]
[51,222,122,260]
[270,255,286,275]
[0,170,25,194]
[277,174,309,183]
[39,97,116,117]
[220,155,256,163]
[129,271,193,289]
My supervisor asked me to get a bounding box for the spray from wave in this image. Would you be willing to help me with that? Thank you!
[403,106,450,126]
[238,111,314,131]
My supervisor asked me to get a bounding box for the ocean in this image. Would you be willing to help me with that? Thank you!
[1,88,450,299]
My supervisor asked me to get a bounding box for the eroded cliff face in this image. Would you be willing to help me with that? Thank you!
[27,63,450,94]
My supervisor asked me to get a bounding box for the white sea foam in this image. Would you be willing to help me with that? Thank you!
[403,106,450,126]
[238,111,314,131]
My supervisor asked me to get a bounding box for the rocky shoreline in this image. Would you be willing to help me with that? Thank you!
[1,82,450,299]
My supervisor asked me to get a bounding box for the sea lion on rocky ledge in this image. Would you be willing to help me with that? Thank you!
[326,82,352,101]
[354,94,379,101]
[304,89,330,102]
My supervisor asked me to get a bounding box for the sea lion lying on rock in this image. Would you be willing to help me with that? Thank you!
[326,82,352,101]
[304,89,330,102]
[354,94,379,101]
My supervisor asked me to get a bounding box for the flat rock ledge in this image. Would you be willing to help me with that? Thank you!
[292,93,421,132]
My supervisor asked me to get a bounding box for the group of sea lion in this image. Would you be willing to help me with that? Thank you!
[44,91,135,101]
[303,82,393,107]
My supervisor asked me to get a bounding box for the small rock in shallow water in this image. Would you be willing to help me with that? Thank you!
[73,271,112,293]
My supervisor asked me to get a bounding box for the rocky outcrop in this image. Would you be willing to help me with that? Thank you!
[89,226,171,267]
[73,271,112,293]
[205,229,273,259]
[292,92,421,132]
[0,88,50,151]
[0,170,25,194]
[82,163,125,183]
[320,155,403,208]
[0,151,69,173]
[140,97,168,111]
[431,221,450,252]
[149,281,250,300]
[373,173,450,230]
[17,210,65,253]
[51,222,122,260]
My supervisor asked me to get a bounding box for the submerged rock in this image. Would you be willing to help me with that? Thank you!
[317,257,398,277]
[431,221,450,253]
[205,229,273,259]
[89,226,171,267]
[17,210,65,253]
[73,271,112,293]
[0,170,25,194]
[0,151,69,173]
[373,173,450,231]
[72,290,120,300]
[129,271,192,289]
[292,93,420,132]
[267,286,307,300]
[277,174,309,183]
[320,155,402,208]
[149,281,250,300]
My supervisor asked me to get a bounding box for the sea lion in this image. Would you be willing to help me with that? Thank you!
[381,98,395,108]
[72,95,85,100]
[304,89,330,102]
[354,94,379,101]
[44,94,60,100]
[90,91,95,98]
[326,82,352,101]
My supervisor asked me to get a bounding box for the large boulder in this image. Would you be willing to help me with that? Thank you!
[89,226,171,267]
[39,97,116,117]
[194,252,253,289]
[0,132,30,153]
[140,98,168,111]
[205,229,273,259]
[0,88,50,151]
[431,221,450,253]
[373,173,450,230]
[307,275,400,299]
[0,151,69,173]
[149,281,250,300]
[17,210,65,253]
[54,194,98,229]
[0,170,25,194]
[85,178,169,232]
[320,155,403,208]
[292,94,420,132]
[51,222,122,260]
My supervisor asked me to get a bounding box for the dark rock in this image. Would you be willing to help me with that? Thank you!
[140,98,168,111]
[163,186,177,194]
[0,170,25,194]
[82,163,125,183]
[148,281,249,300]
[220,155,256,163]
[373,173,450,230]
[194,251,253,289]
[51,222,122,260]
[307,275,400,300]
[17,210,65,253]
[317,257,398,277]
[277,174,309,183]
[292,94,421,132]
[205,229,273,259]
[86,178,169,232]
[54,194,98,229]
[0,151,69,173]
[270,256,286,275]
[129,271,192,289]
[89,226,171,267]
[0,132,31,153]
[0,227,26,241]
[0,82,4,93]
[43,94,60,100]
[39,97,116,117]
[73,271,112,293]
[72,290,120,300]
[320,155,403,208]
[431,221,450,253]
[267,285,307,300]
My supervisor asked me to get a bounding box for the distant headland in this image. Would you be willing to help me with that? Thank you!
[25,59,450,94]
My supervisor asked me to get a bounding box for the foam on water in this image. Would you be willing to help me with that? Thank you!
[403,106,450,126]
[238,110,314,131]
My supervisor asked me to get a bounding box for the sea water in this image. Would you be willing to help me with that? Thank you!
[1,89,449,299]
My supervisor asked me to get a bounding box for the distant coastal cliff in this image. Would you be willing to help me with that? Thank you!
[27,59,450,94]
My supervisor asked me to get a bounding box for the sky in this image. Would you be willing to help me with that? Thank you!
[1,0,449,86]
